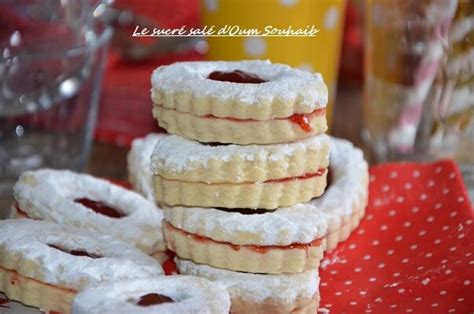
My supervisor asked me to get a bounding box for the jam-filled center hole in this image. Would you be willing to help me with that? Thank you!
[136,293,174,306]
[48,244,102,259]
[74,198,125,219]
[208,70,267,84]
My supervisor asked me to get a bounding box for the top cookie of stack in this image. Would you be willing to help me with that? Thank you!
[151,60,328,145]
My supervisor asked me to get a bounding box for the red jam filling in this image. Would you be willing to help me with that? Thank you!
[264,168,326,184]
[201,108,325,133]
[48,244,102,259]
[74,198,125,219]
[166,222,322,254]
[208,70,267,84]
[136,293,173,306]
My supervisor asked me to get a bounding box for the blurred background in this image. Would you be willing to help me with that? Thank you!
[0,0,472,205]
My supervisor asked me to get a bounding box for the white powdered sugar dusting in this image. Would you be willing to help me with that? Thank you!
[176,258,319,304]
[151,133,330,173]
[0,219,163,290]
[151,60,327,109]
[73,276,230,314]
[13,169,165,254]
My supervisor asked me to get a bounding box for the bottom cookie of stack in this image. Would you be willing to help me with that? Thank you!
[176,258,319,314]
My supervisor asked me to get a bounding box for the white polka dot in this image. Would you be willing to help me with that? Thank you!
[450,211,457,217]
[418,230,426,236]
[324,7,339,29]
[415,297,422,301]
[279,0,298,6]
[244,37,266,56]
[388,209,396,216]
[387,249,394,255]
[435,203,442,209]
[382,185,390,192]
[407,309,414,313]
[411,206,419,213]
[459,233,465,239]
[349,243,357,250]
[393,272,400,277]
[320,281,328,287]
[370,175,375,182]
[396,196,405,203]
[354,267,362,273]
[422,278,430,285]
[427,180,435,187]
[413,170,420,177]
[434,239,441,244]
[345,280,352,285]
[359,290,367,296]
[350,301,357,306]
[458,297,464,302]
[325,304,332,308]
[380,224,388,231]
[417,266,424,271]
[404,182,413,190]
[449,172,456,179]
[378,263,385,269]
[464,280,471,286]
[357,228,365,235]
[297,63,313,72]
[467,252,472,257]
[375,297,383,303]
[330,270,338,275]
[457,196,465,203]
[440,290,447,295]
[427,216,434,222]
[469,260,474,265]
[448,309,456,313]
[390,304,397,309]
[404,221,412,227]
[395,235,403,241]
[402,258,409,263]
[419,193,428,200]
[445,269,452,274]
[442,225,450,231]
[372,240,380,246]
[390,171,398,178]
[335,291,342,296]
[466,219,472,225]
[369,277,377,282]
[364,255,371,260]
[432,303,439,307]
[441,259,448,264]
[410,244,418,250]
[443,188,450,195]
[366,214,374,220]
[398,288,405,293]
[204,0,218,11]
[450,246,457,252]
[436,166,443,173]
[425,252,433,258]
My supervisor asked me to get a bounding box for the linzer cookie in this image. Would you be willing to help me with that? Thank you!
[176,258,320,314]
[0,219,163,313]
[72,276,230,314]
[12,169,166,257]
[151,134,330,209]
[162,204,327,274]
[151,60,328,144]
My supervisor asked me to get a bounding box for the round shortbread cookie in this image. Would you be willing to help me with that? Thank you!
[128,133,166,202]
[151,60,328,144]
[0,219,163,313]
[151,134,329,209]
[13,169,165,255]
[176,258,320,314]
[72,276,230,314]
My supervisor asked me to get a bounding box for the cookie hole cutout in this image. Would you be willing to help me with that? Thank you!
[208,70,267,84]
[135,293,174,306]
[215,207,271,215]
[48,244,102,259]
[74,198,126,219]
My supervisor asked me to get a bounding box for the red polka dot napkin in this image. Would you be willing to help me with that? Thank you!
[318,159,473,313]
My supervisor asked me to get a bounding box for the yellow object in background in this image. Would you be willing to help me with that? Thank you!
[201,0,347,129]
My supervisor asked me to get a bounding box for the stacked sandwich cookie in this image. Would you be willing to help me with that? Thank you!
[149,60,347,313]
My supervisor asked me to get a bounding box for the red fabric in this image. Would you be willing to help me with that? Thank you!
[161,159,472,312]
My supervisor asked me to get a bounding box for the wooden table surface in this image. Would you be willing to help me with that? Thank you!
[86,84,365,179]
